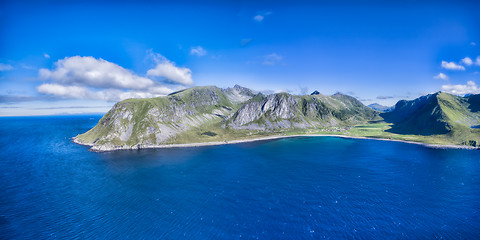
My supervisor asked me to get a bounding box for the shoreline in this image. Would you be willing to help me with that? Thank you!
[73,134,478,152]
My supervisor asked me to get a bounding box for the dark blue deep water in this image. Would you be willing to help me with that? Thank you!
[1,115,480,239]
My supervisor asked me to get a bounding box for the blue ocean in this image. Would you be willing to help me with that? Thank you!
[1,115,480,239]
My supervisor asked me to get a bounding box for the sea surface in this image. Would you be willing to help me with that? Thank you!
[1,115,480,239]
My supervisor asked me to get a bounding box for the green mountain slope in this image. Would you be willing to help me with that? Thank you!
[75,86,480,151]
[74,86,379,151]
[74,85,255,150]
[381,92,480,146]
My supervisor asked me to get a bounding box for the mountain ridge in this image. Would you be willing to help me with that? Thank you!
[380,91,480,146]
[74,87,480,151]
[74,85,380,151]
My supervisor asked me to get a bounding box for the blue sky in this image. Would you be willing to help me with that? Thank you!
[1,0,480,116]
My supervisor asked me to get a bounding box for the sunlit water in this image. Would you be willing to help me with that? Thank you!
[1,115,480,239]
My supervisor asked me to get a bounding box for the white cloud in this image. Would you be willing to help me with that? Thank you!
[471,42,477,46]
[433,73,448,80]
[253,11,271,22]
[476,56,480,66]
[442,81,480,95]
[37,84,93,99]
[146,53,193,85]
[0,63,14,71]
[461,57,473,66]
[36,83,175,102]
[36,54,191,102]
[39,56,154,89]
[441,61,465,70]
[43,53,50,59]
[253,15,264,22]
[190,46,207,56]
[262,53,283,65]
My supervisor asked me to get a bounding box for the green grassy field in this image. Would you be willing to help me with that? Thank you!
[161,120,479,148]
[338,122,478,147]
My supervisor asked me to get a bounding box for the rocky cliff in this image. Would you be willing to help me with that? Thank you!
[224,92,378,130]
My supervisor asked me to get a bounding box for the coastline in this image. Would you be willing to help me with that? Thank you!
[73,133,478,152]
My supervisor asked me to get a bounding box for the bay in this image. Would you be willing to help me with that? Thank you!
[1,115,479,239]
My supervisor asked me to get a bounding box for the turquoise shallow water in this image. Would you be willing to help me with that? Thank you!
[1,115,480,239]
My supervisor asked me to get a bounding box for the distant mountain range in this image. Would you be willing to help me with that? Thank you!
[368,103,394,112]
[74,86,480,151]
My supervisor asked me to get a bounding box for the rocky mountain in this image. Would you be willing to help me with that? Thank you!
[381,92,480,145]
[368,103,394,112]
[225,92,378,130]
[75,85,253,151]
[74,85,379,151]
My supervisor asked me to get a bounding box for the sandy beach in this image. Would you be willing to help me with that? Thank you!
[74,134,478,152]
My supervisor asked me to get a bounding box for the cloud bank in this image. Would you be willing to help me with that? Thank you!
[37,54,192,102]
[442,81,480,95]
[39,56,154,89]
[146,52,193,85]
[376,95,395,99]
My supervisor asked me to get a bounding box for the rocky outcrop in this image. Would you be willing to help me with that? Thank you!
[223,84,256,104]
[224,92,378,130]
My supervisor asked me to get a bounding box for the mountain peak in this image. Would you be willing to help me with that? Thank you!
[233,84,247,90]
[368,103,394,112]
[382,91,480,136]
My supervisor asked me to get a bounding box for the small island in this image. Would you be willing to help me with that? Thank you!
[74,85,480,151]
